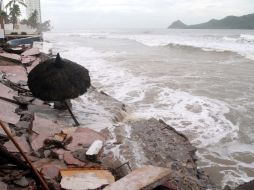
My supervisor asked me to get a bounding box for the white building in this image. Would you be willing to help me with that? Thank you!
[26,0,42,23]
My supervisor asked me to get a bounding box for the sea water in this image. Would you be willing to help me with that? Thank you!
[44,29,254,188]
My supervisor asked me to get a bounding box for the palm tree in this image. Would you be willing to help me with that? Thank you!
[5,0,26,9]
[5,0,26,29]
[9,4,20,29]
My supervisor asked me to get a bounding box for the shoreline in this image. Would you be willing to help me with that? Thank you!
[0,48,251,189]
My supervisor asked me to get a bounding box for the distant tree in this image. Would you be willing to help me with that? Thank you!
[20,18,28,25]
[9,4,21,29]
[0,11,9,24]
[20,12,51,33]
[5,0,26,29]
[28,10,38,28]
[37,20,51,33]
[5,0,26,9]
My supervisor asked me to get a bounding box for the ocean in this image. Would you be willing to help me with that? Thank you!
[44,29,254,188]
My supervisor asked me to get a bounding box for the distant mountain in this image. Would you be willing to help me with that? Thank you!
[168,13,254,29]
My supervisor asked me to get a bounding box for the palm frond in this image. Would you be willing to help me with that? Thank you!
[5,1,13,8]
[18,1,27,7]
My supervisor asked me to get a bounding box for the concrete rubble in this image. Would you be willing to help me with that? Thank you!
[104,165,170,190]
[60,168,115,190]
[0,44,251,190]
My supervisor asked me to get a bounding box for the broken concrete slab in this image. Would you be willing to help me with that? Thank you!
[26,58,41,73]
[21,48,40,57]
[86,140,103,161]
[31,133,50,152]
[15,120,31,130]
[66,128,106,151]
[72,149,87,162]
[60,168,115,190]
[63,151,85,166]
[4,136,31,153]
[40,164,61,179]
[102,118,210,190]
[33,158,66,171]
[0,99,20,124]
[0,65,27,82]
[0,83,17,100]
[0,52,21,63]
[32,113,66,136]
[21,56,37,66]
[104,165,170,190]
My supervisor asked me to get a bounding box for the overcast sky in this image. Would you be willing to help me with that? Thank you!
[40,0,254,30]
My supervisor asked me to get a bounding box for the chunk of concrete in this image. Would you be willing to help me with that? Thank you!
[31,133,50,152]
[86,140,103,161]
[103,165,171,190]
[63,151,85,166]
[60,168,115,190]
[21,56,37,66]
[4,136,31,153]
[0,100,19,124]
[0,52,21,62]
[0,83,17,100]
[0,65,27,82]
[32,113,65,136]
[21,48,40,57]
[66,128,105,151]
[41,164,61,179]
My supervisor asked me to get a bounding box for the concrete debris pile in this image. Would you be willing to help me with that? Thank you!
[0,44,251,190]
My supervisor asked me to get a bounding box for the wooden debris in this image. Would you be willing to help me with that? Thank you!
[103,165,171,190]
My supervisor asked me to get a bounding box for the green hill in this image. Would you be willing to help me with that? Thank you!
[168,13,254,29]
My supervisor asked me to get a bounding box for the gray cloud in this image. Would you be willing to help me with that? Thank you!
[40,0,254,30]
